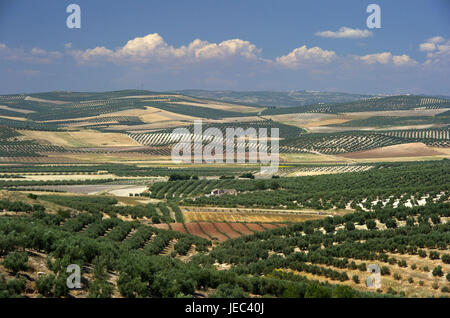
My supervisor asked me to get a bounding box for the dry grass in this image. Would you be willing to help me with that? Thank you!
[263,113,352,129]
[183,211,324,223]
[181,206,335,223]
[24,96,69,105]
[169,101,259,113]
[21,130,141,148]
[0,115,27,121]
[0,105,35,114]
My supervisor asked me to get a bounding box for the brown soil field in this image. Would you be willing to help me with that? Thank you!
[245,223,265,232]
[170,223,187,234]
[341,142,444,159]
[184,223,211,240]
[214,222,241,239]
[136,220,287,241]
[151,223,170,230]
[198,222,228,242]
[260,223,285,230]
[229,223,254,235]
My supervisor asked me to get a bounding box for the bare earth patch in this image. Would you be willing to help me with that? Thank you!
[24,96,69,104]
[340,142,444,159]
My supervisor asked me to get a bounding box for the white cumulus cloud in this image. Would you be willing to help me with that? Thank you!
[357,52,416,66]
[392,54,417,66]
[315,27,372,39]
[419,36,450,66]
[275,45,336,69]
[69,33,262,64]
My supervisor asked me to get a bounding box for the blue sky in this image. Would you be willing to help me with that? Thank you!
[0,0,449,95]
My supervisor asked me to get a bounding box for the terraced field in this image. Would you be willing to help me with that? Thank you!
[152,222,288,242]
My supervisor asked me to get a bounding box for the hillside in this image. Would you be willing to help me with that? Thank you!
[170,90,373,107]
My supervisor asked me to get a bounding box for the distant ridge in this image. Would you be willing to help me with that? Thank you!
[169,89,374,107]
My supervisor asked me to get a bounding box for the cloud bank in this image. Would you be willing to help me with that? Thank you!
[65,32,421,71]
[1,33,448,95]
[69,33,262,65]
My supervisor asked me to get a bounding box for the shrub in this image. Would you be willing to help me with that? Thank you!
[385,218,397,229]
[366,219,376,230]
[269,181,280,190]
[35,274,55,297]
[432,266,443,277]
[332,285,355,298]
[345,222,355,231]
[211,283,249,298]
[305,283,332,298]
[429,251,440,260]
[57,209,71,218]
[387,287,397,295]
[380,266,390,276]
[398,260,407,267]
[2,252,28,274]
